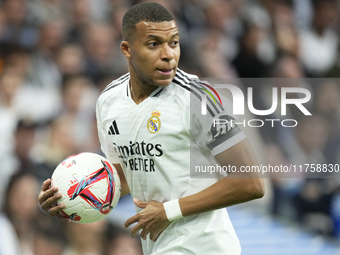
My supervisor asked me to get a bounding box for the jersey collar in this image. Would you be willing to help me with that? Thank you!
[126,80,164,98]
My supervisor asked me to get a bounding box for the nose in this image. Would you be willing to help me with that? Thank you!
[160,44,174,62]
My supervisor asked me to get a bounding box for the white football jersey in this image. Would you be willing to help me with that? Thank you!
[96,69,246,255]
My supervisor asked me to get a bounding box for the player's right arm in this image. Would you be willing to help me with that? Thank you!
[113,163,130,196]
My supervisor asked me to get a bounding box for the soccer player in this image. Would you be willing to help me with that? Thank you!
[38,2,264,254]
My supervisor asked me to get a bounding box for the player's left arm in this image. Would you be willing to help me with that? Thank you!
[179,138,264,216]
[124,138,264,241]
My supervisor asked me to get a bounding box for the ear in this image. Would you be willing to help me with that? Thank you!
[121,41,131,59]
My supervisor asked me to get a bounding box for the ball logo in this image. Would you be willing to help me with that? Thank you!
[147,111,161,133]
[67,160,115,215]
[61,153,79,168]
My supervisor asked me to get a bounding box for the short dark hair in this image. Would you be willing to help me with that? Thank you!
[122,2,174,41]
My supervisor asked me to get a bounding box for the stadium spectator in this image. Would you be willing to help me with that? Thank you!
[299,0,339,77]
[2,171,39,255]
[66,0,93,45]
[83,22,126,84]
[55,44,86,77]
[104,222,143,255]
[0,0,38,50]
[62,219,107,255]
[33,211,68,255]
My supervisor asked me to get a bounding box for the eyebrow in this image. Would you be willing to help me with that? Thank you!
[146,33,179,40]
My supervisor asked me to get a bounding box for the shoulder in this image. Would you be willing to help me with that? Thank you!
[101,73,130,95]
[173,68,199,83]
[172,68,199,91]
[97,73,129,107]
[172,69,224,118]
[172,68,205,99]
[169,68,198,109]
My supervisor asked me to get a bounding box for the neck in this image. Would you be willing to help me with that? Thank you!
[129,74,159,105]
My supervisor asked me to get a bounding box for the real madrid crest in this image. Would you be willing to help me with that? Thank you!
[147,111,161,133]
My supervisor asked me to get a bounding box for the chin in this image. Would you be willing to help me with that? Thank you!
[154,79,173,87]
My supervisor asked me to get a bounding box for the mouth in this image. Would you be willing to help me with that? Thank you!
[157,68,174,75]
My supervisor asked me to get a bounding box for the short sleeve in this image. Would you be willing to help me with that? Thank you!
[206,96,246,156]
[191,85,246,156]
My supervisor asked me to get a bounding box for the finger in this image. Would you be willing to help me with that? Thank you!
[55,210,73,222]
[133,198,147,208]
[55,213,72,222]
[38,186,59,204]
[124,214,139,228]
[140,227,150,240]
[130,223,145,238]
[47,203,65,216]
[41,179,51,191]
[40,192,62,210]
[150,230,163,242]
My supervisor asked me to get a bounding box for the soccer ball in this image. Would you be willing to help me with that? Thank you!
[51,152,121,224]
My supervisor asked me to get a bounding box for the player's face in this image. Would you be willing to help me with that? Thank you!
[122,20,180,87]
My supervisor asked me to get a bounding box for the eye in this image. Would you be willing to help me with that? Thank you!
[148,42,159,47]
[170,41,179,47]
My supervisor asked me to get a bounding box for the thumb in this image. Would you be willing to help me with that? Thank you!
[133,198,147,208]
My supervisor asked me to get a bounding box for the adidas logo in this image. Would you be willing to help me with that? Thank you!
[108,120,120,135]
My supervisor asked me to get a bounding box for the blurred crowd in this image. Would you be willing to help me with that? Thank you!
[1,0,340,254]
